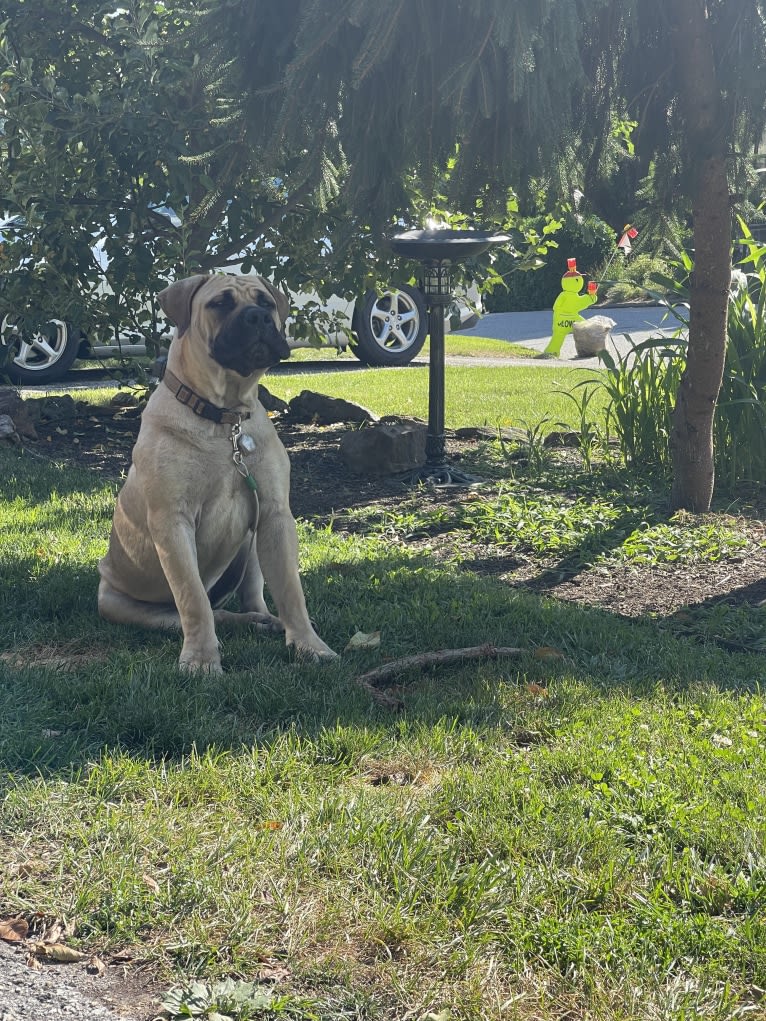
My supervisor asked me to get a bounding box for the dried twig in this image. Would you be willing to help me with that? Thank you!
[354,643,524,709]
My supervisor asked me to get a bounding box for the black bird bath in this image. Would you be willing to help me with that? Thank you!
[390,229,509,485]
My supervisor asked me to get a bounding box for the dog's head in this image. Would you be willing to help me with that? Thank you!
[159,273,291,376]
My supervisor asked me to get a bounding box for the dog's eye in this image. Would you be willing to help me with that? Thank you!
[207,292,235,311]
[257,293,275,311]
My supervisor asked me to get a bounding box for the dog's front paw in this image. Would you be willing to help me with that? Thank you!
[288,634,339,662]
[179,644,223,674]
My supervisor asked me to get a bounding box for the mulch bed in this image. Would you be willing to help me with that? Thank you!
[8,389,766,624]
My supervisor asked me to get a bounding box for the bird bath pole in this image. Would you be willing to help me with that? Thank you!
[390,229,509,485]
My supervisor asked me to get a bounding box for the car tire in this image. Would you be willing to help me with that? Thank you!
[351,284,427,366]
[1,317,82,384]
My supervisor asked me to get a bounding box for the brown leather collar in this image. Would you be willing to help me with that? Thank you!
[162,367,251,425]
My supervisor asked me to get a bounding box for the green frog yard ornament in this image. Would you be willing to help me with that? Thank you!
[544,258,598,357]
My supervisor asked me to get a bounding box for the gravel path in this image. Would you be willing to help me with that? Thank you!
[0,941,147,1021]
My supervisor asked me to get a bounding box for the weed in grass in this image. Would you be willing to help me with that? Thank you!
[515,417,553,475]
[607,518,750,566]
[557,383,610,472]
[162,978,317,1020]
[337,465,756,581]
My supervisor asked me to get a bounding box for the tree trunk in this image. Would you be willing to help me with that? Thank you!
[667,0,731,512]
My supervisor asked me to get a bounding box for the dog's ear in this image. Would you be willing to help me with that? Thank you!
[259,278,290,328]
[158,275,210,336]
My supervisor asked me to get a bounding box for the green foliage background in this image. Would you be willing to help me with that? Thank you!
[485,216,616,312]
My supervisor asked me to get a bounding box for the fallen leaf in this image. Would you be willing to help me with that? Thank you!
[0,917,29,942]
[255,961,291,983]
[25,954,43,971]
[31,914,75,944]
[109,951,134,964]
[345,630,381,651]
[526,683,549,698]
[256,821,283,831]
[34,942,87,963]
[142,873,160,894]
[39,920,65,944]
[533,646,564,661]
[87,955,106,976]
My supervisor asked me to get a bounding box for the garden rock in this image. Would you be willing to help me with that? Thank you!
[0,413,19,443]
[454,425,530,444]
[0,389,37,439]
[28,394,79,424]
[258,384,289,415]
[572,315,616,357]
[287,390,378,425]
[339,421,426,475]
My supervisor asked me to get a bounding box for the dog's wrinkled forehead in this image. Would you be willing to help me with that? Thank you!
[158,274,289,337]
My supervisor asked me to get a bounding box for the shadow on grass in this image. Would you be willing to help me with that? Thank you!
[1,542,761,777]
[1,445,120,502]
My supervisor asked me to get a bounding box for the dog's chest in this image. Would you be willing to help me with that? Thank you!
[198,465,256,526]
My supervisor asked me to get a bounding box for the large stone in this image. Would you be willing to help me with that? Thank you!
[0,387,38,439]
[339,421,427,476]
[454,425,529,444]
[25,393,79,424]
[0,414,19,443]
[258,384,289,415]
[287,389,378,425]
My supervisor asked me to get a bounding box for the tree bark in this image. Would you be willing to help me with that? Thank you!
[667,0,731,512]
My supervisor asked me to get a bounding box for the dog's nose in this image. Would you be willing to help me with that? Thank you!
[243,306,273,328]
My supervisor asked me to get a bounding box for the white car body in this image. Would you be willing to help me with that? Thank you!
[1,271,481,383]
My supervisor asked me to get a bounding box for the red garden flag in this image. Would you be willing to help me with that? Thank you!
[617,224,639,253]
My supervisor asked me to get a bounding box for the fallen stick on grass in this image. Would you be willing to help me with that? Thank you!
[354,643,524,708]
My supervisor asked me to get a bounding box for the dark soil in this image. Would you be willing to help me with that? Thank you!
[15,390,766,625]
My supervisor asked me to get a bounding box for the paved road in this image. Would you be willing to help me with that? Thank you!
[16,304,688,392]
[453,304,687,366]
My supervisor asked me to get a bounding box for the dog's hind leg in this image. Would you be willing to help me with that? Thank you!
[97,581,182,630]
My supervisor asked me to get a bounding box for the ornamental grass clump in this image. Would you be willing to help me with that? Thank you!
[583,238,766,490]
[715,231,766,488]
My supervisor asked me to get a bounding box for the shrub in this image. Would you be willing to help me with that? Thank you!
[485,215,615,312]
[600,253,676,303]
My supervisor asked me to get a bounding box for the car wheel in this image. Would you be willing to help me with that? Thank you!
[1,317,81,384]
[351,284,427,366]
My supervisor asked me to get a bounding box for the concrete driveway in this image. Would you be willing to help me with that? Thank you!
[453,304,687,366]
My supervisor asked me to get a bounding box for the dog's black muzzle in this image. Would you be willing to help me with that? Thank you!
[211,305,291,376]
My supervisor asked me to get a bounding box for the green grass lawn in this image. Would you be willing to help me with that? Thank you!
[287,333,540,362]
[268,363,603,432]
[2,368,766,1021]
